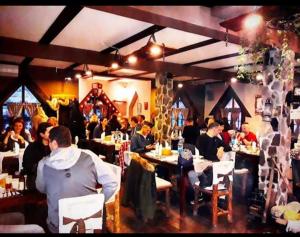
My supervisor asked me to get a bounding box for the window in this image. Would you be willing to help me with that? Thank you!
[225,98,242,130]
[2,86,40,130]
[171,98,186,128]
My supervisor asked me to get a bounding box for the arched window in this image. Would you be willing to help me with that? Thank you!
[2,85,40,130]
[225,98,242,130]
[171,98,186,128]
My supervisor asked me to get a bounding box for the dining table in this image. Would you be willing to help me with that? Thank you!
[234,146,260,193]
[0,149,25,174]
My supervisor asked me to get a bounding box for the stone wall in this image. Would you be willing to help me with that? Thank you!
[259,48,294,206]
[154,72,173,144]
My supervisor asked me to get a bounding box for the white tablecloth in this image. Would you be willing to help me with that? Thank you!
[0,149,25,173]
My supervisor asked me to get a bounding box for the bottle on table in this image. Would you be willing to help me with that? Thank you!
[178,131,184,154]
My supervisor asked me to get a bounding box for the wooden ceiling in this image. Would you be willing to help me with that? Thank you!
[0,6,299,84]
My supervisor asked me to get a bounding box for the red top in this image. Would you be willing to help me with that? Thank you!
[237,131,257,145]
[222,131,231,146]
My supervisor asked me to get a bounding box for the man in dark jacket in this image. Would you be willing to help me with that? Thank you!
[22,122,52,191]
[130,121,155,153]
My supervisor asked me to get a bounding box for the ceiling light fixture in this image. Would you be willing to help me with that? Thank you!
[147,33,163,57]
[231,77,237,83]
[111,48,122,69]
[178,83,183,88]
[244,14,263,29]
[127,55,137,64]
[83,64,92,77]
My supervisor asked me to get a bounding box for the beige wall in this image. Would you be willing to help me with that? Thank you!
[205,81,264,136]
[79,78,151,120]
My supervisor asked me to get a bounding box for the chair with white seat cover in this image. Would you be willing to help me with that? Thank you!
[58,193,105,233]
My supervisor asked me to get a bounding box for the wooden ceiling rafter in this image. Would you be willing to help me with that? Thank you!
[66,24,166,71]
[0,36,234,81]
[20,5,84,68]
[87,6,241,45]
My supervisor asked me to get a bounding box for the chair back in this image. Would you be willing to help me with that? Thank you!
[104,162,121,203]
[222,151,236,162]
[118,141,130,175]
[58,193,105,233]
[212,160,234,187]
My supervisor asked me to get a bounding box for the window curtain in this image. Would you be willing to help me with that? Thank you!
[231,108,241,130]
[171,108,180,123]
[181,108,189,121]
[7,103,23,118]
[24,103,39,118]
[220,108,230,119]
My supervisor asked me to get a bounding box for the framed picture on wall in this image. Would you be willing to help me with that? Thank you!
[255,95,263,115]
[137,102,142,114]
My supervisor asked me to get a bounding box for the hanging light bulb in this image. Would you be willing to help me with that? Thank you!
[75,73,82,79]
[231,77,237,83]
[150,44,162,56]
[178,83,183,88]
[111,62,119,69]
[244,14,263,29]
[256,72,264,81]
[128,55,137,64]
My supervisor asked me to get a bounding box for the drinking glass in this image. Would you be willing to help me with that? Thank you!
[5,175,12,190]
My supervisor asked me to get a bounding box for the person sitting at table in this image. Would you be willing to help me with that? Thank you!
[93,117,111,139]
[128,116,138,139]
[22,122,52,191]
[188,122,225,190]
[237,122,258,146]
[182,118,199,146]
[120,117,130,138]
[86,114,98,140]
[108,114,121,132]
[136,114,145,132]
[36,125,118,233]
[0,117,31,152]
[215,119,232,148]
[130,121,156,153]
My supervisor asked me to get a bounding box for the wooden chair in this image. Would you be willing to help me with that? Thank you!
[155,176,172,217]
[103,162,122,233]
[192,160,234,227]
[58,193,105,233]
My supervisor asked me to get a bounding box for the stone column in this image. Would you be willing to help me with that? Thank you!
[259,45,295,206]
[154,72,173,144]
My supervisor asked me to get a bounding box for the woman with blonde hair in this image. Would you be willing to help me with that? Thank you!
[86,114,98,140]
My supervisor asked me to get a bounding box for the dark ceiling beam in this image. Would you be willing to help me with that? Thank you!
[66,24,166,70]
[0,60,19,66]
[184,52,240,67]
[158,38,220,59]
[0,36,234,81]
[20,5,83,67]
[91,71,153,81]
[87,6,241,45]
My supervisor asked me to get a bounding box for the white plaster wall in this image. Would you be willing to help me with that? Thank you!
[79,78,151,120]
[205,81,263,136]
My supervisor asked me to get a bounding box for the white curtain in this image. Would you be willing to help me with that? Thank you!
[181,108,189,120]
[7,103,23,118]
[24,103,38,117]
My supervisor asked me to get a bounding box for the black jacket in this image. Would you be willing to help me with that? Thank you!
[22,141,51,191]
[122,159,156,220]
[130,133,153,153]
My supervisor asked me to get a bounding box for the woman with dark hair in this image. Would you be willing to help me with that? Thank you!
[93,117,111,138]
[0,117,31,151]
[69,99,86,142]
[108,114,121,132]
[22,122,52,191]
